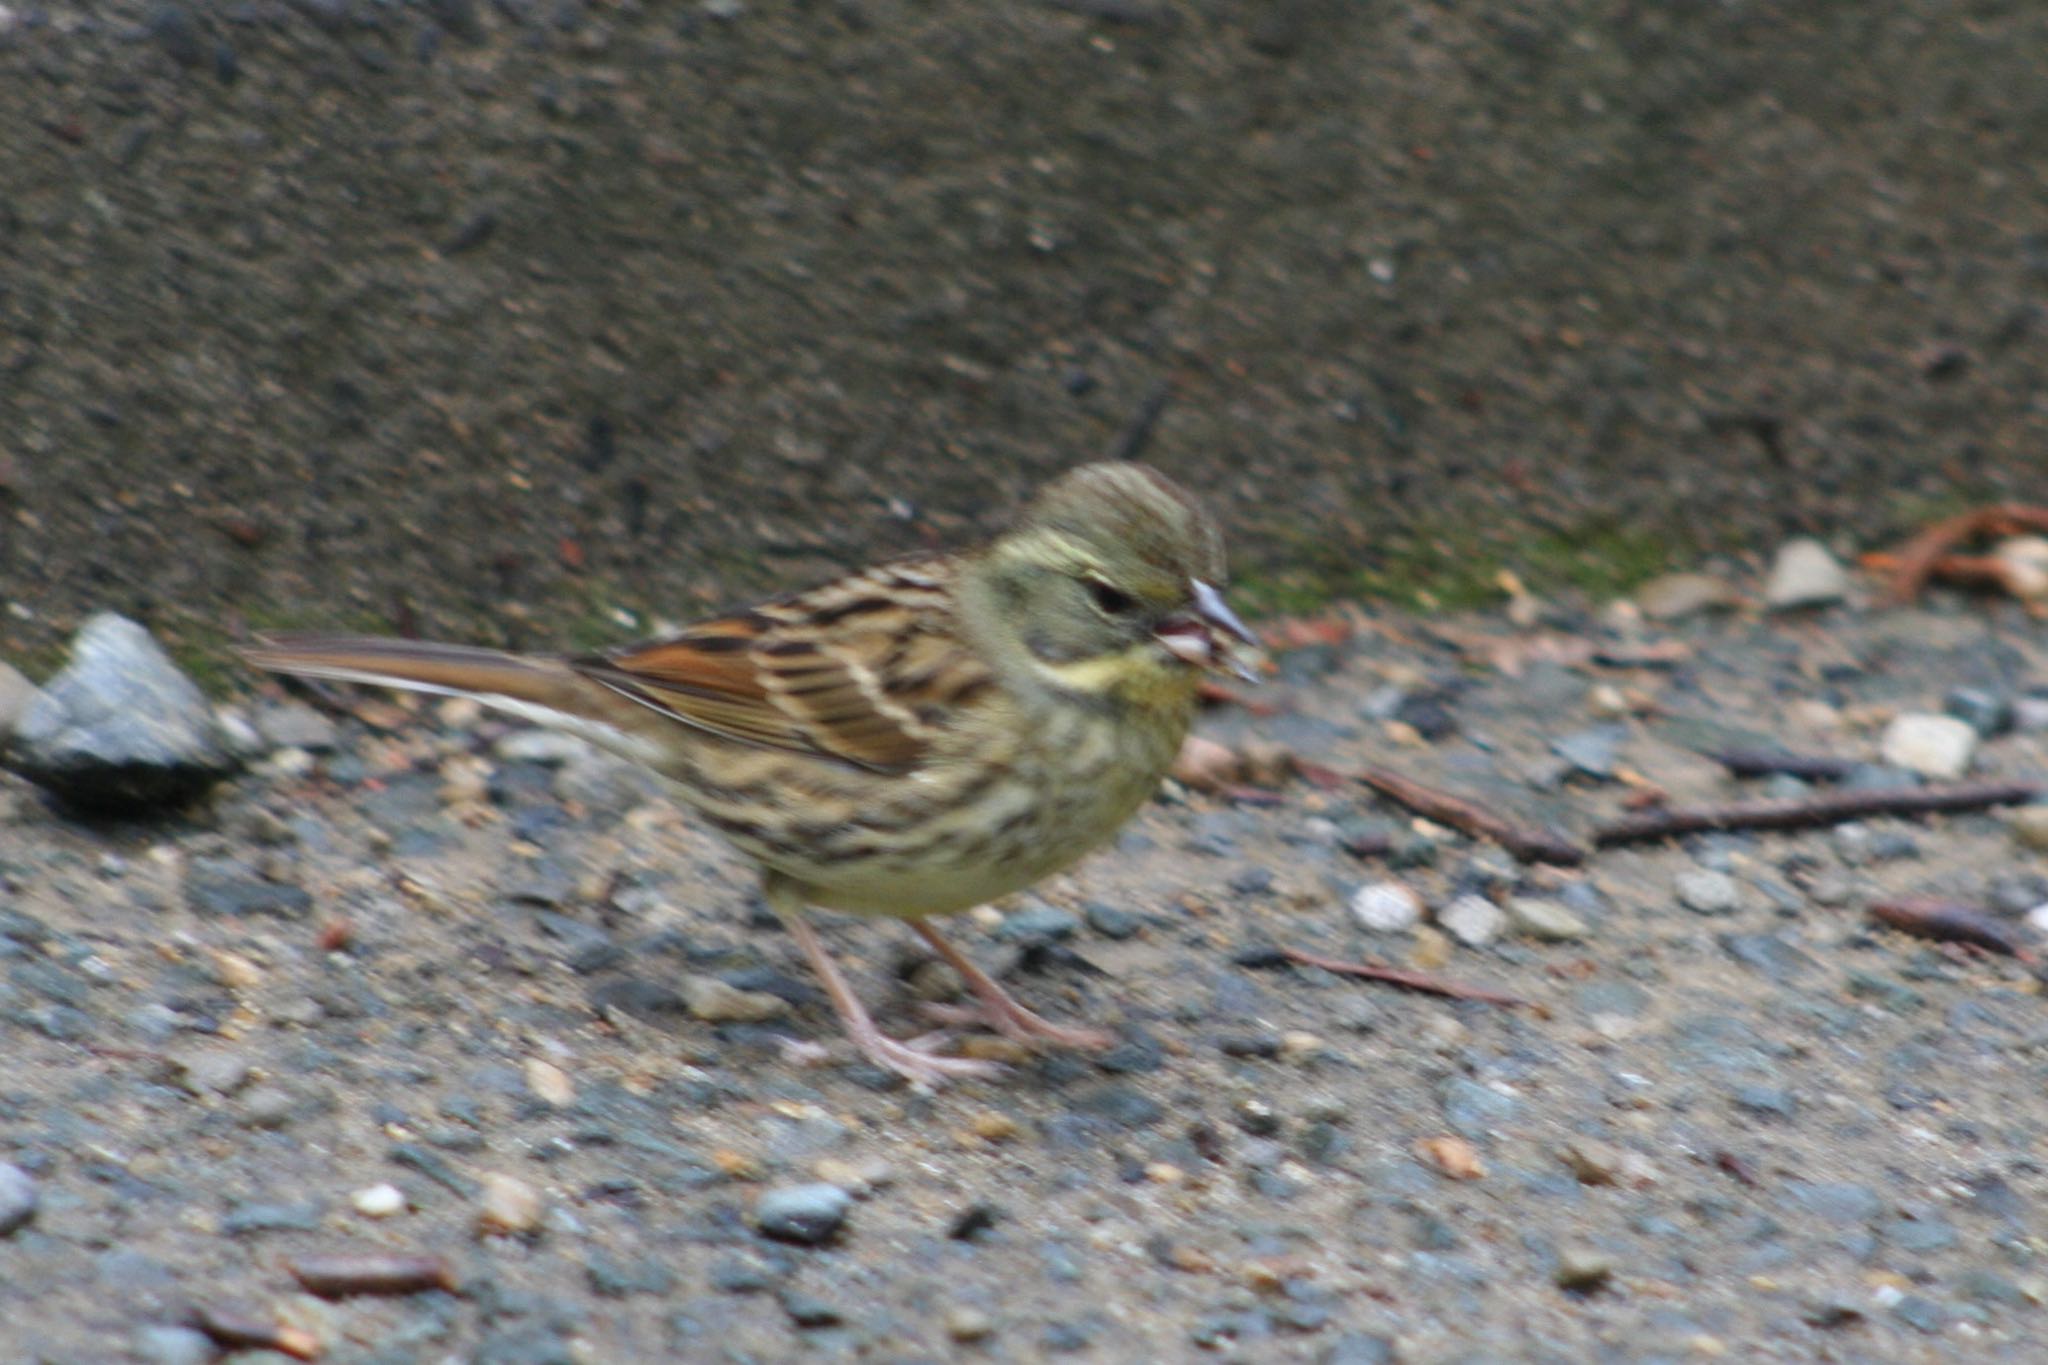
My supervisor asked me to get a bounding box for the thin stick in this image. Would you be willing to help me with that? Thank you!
[1359,767,1586,865]
[1868,897,2037,965]
[1279,945,1528,1007]
[1593,780,2041,846]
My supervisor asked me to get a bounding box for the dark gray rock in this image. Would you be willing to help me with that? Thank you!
[5,614,238,811]
[1945,686,2012,737]
[993,903,1081,944]
[221,1199,326,1234]
[1550,724,1626,780]
[184,859,314,918]
[1718,932,1818,983]
[1439,1075,1523,1139]
[755,1183,851,1245]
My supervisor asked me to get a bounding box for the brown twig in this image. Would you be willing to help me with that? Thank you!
[1868,897,2037,965]
[1359,767,1586,865]
[187,1304,321,1360]
[1873,503,2048,603]
[1592,780,2041,846]
[285,1253,459,1299]
[1714,1150,1760,1187]
[1707,749,1859,782]
[1279,945,1529,1007]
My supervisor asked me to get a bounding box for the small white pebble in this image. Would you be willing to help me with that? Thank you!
[1349,881,1422,934]
[1438,895,1506,947]
[1279,1031,1326,1063]
[1880,713,1977,780]
[351,1183,407,1218]
[1506,896,1588,942]
[524,1058,574,1107]
[944,1306,995,1342]
[477,1173,544,1236]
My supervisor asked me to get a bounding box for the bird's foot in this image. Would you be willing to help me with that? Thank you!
[920,999,1114,1051]
[847,1025,1006,1089]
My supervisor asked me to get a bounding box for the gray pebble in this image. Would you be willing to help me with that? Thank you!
[131,1325,215,1365]
[1945,686,2012,736]
[1784,1180,1881,1224]
[1730,1084,1797,1120]
[1880,1216,1958,1253]
[172,1050,252,1096]
[1084,902,1141,939]
[1550,724,1626,780]
[254,701,340,752]
[1675,869,1742,916]
[5,613,238,811]
[0,1162,37,1236]
[1505,896,1588,942]
[1438,894,1506,947]
[1321,1333,1397,1365]
[184,859,314,918]
[1439,1076,1522,1139]
[587,1252,679,1297]
[1892,1294,1949,1334]
[994,903,1081,944]
[221,1200,325,1234]
[755,1183,851,1245]
[240,1085,298,1129]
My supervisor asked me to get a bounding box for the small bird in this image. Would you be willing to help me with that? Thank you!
[242,462,1255,1086]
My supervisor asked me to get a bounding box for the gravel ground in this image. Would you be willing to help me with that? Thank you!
[5,580,2048,1362]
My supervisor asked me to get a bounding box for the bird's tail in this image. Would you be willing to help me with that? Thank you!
[241,633,666,769]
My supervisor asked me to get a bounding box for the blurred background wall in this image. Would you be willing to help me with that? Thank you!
[2,0,2041,674]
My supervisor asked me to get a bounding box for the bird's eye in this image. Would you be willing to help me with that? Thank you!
[1086,579,1138,615]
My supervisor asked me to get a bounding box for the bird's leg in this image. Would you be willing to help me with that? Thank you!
[767,882,1002,1088]
[913,920,1114,1050]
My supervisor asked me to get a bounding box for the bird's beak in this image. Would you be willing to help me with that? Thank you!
[1155,580,1261,682]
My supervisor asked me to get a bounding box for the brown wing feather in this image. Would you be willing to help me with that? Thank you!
[570,556,990,773]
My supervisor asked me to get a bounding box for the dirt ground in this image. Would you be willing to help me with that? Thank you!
[2,0,2044,675]
[6,588,2048,1362]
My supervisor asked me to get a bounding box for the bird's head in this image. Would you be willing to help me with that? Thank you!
[967,463,1258,704]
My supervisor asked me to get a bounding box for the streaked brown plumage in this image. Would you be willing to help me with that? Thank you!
[242,462,1254,1086]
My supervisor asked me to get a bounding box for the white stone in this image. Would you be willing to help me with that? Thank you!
[682,975,788,1022]
[0,662,42,740]
[477,1173,544,1236]
[1992,536,2048,600]
[1675,869,1743,916]
[1880,713,1977,780]
[351,1183,407,1218]
[1349,881,1423,934]
[1635,572,1737,621]
[1438,895,1507,947]
[1763,538,1849,609]
[1506,897,1589,942]
[2010,805,2048,854]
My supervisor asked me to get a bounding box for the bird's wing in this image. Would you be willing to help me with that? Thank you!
[571,556,993,773]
